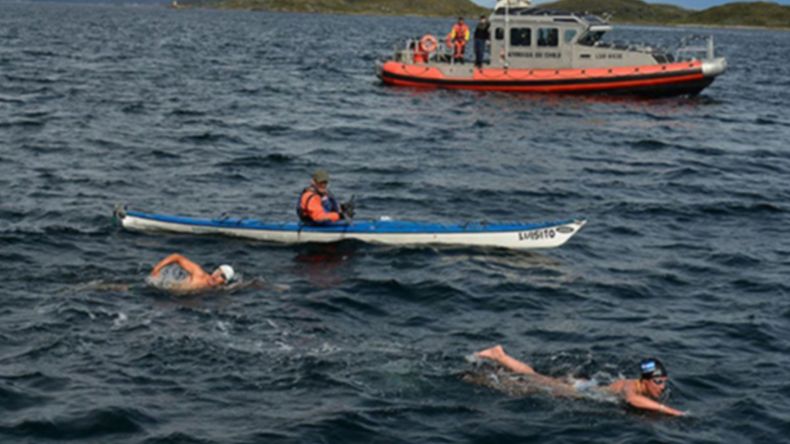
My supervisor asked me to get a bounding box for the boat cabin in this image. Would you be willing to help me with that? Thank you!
[487,6,668,69]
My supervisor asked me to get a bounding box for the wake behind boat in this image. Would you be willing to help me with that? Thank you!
[115,207,586,251]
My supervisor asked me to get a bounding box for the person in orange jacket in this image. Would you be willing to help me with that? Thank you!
[449,17,470,63]
[297,170,353,224]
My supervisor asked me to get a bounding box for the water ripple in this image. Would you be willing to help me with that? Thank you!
[1,3,789,443]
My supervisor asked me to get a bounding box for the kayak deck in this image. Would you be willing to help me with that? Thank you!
[116,208,586,250]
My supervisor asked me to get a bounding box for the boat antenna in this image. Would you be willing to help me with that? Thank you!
[496,0,531,69]
[505,0,510,68]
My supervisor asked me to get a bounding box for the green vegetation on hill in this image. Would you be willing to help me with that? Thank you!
[540,0,687,23]
[198,0,486,17]
[540,0,790,28]
[176,0,790,29]
[685,2,790,28]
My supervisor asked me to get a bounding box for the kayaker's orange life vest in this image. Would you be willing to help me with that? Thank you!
[297,186,341,223]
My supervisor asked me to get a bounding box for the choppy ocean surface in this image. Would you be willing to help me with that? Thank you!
[1,2,789,443]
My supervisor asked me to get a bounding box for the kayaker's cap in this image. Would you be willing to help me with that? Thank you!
[639,358,667,379]
[218,265,235,283]
[312,170,329,184]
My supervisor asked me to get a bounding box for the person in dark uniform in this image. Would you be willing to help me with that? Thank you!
[474,15,491,68]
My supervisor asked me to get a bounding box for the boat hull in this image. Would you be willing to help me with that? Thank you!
[378,59,725,96]
[116,209,586,250]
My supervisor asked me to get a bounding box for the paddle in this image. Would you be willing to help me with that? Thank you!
[340,194,357,223]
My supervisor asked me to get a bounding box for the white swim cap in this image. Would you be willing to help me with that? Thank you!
[218,265,235,283]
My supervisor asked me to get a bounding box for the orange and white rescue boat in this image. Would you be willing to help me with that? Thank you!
[377,0,727,97]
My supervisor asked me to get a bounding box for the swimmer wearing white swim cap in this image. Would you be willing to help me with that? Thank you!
[150,253,236,293]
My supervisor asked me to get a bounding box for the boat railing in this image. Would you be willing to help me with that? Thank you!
[675,34,716,61]
[394,39,418,63]
[592,39,663,54]
[395,38,464,66]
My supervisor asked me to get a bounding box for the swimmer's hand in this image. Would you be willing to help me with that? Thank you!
[659,404,687,417]
[465,353,483,364]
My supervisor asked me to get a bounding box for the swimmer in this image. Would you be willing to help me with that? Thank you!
[149,253,235,293]
[474,345,686,416]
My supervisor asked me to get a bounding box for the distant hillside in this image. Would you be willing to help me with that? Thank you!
[540,0,687,24]
[539,0,790,28]
[172,0,790,28]
[685,2,790,28]
[184,0,487,17]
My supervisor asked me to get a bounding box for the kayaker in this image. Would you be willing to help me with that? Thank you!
[297,169,354,224]
[473,345,686,416]
[448,17,470,63]
[473,14,490,68]
[149,253,235,293]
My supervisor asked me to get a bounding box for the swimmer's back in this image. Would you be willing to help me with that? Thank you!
[148,264,193,291]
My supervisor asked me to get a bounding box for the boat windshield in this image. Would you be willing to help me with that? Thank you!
[577,31,606,46]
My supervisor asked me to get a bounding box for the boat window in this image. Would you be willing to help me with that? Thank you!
[577,31,606,46]
[564,29,577,44]
[537,28,559,47]
[510,28,531,47]
[495,28,504,40]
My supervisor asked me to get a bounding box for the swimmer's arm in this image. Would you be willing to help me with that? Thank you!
[150,254,205,278]
[626,394,685,416]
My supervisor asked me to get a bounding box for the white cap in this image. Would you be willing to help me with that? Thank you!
[218,265,235,283]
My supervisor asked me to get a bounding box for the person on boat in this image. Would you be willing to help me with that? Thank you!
[473,345,686,416]
[448,17,470,63]
[473,14,490,68]
[297,169,354,224]
[149,253,235,293]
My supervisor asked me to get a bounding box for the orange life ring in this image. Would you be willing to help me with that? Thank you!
[420,34,438,54]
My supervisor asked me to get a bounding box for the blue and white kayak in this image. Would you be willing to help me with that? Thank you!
[115,207,586,250]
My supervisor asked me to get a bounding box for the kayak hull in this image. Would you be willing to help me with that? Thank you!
[116,208,586,250]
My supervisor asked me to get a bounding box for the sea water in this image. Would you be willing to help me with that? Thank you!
[1,3,789,443]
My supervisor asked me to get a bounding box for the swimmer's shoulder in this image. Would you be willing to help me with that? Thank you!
[605,379,628,395]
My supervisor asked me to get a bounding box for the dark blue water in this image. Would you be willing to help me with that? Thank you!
[2,3,789,443]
